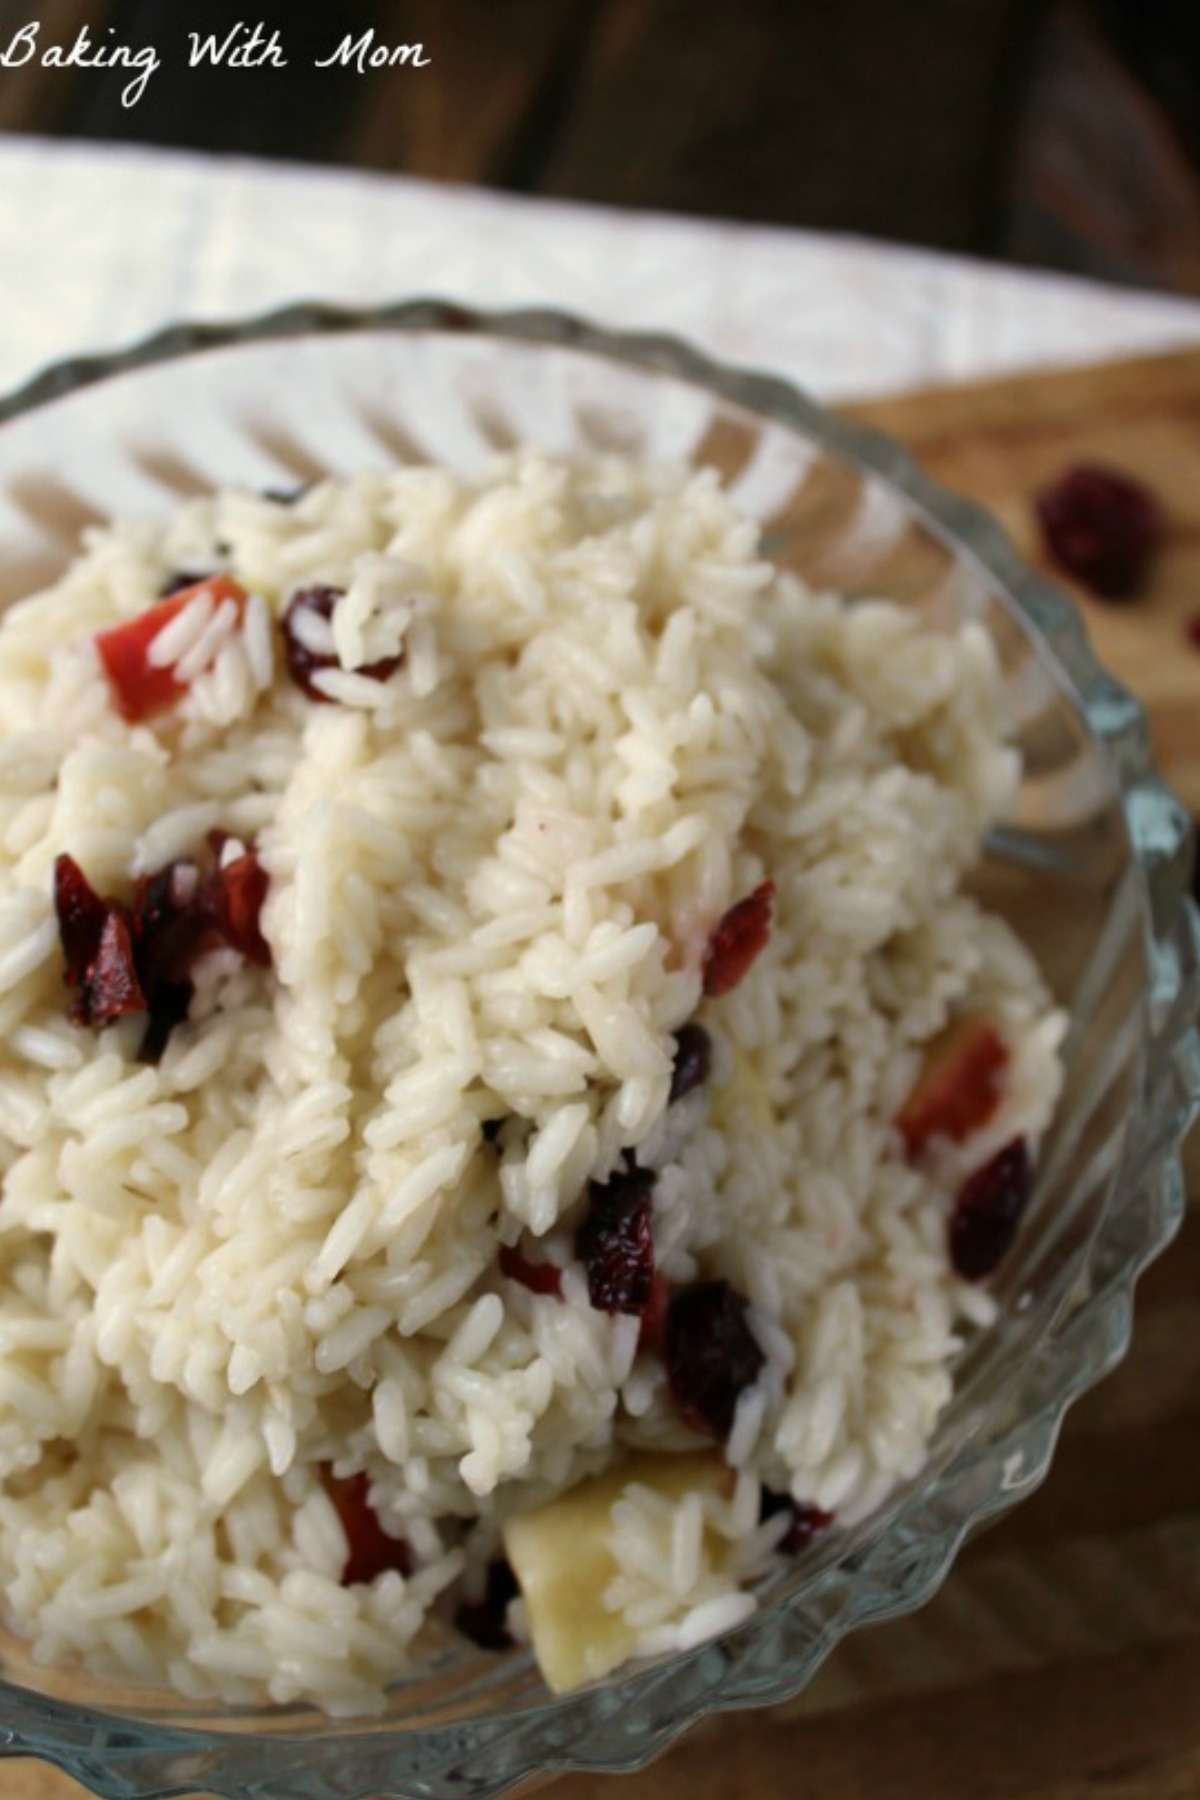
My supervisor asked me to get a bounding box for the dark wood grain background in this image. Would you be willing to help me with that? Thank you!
[0,0,1197,294]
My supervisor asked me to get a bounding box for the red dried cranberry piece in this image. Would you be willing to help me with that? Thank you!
[499,1242,563,1298]
[637,1273,671,1354]
[57,855,146,1028]
[129,860,204,1064]
[282,585,403,703]
[137,979,195,1066]
[77,908,146,1026]
[949,1138,1033,1281]
[702,881,775,997]
[576,1165,656,1316]
[54,839,271,1059]
[895,1017,1009,1159]
[132,862,202,978]
[456,1559,519,1651]
[668,1022,712,1104]
[53,854,108,988]
[665,1280,765,1441]
[329,1471,412,1587]
[96,577,248,722]
[282,586,340,701]
[206,848,271,966]
[1035,463,1160,600]
[759,1489,834,1553]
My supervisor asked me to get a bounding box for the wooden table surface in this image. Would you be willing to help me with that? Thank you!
[10,346,1200,1799]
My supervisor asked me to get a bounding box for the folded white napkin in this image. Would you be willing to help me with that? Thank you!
[4,133,1200,400]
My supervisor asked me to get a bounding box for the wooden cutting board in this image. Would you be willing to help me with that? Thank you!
[11,346,1200,1800]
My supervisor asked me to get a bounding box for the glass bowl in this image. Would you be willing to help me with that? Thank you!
[0,300,1196,1800]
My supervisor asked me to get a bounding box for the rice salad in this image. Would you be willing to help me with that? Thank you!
[0,452,1064,1710]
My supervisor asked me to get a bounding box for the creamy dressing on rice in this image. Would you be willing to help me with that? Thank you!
[0,453,1063,1712]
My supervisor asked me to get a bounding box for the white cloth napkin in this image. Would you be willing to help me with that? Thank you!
[4,133,1200,402]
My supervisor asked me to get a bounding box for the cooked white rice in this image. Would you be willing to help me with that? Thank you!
[0,451,1063,1713]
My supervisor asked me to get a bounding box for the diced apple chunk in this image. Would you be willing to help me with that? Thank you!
[709,1044,773,1135]
[501,1451,733,1694]
[894,1013,1008,1157]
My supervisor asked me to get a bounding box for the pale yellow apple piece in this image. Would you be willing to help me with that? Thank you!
[708,1042,774,1136]
[502,1450,734,1695]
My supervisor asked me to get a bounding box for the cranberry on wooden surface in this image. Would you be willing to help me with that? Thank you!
[575,1165,656,1316]
[949,1137,1033,1281]
[328,1471,412,1587]
[282,584,402,702]
[1035,462,1160,599]
[895,1015,1008,1158]
[665,1279,765,1442]
[702,880,775,997]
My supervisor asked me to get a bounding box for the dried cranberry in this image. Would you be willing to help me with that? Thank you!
[129,861,204,1062]
[668,1022,712,1104]
[1035,463,1160,600]
[665,1280,765,1441]
[329,1471,411,1587]
[57,855,150,1030]
[77,908,146,1026]
[1186,615,1200,653]
[702,881,775,997]
[96,577,248,722]
[456,1560,519,1651]
[637,1274,671,1354]
[759,1489,834,1553]
[54,839,271,1058]
[499,1242,563,1298]
[132,862,202,980]
[576,1165,656,1316]
[205,848,271,966]
[949,1138,1033,1280]
[282,585,402,703]
[895,1016,1009,1158]
[53,854,108,989]
[137,979,195,1066]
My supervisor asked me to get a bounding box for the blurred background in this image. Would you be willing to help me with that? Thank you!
[0,0,1198,295]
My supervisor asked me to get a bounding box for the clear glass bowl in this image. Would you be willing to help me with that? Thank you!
[0,300,1196,1800]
